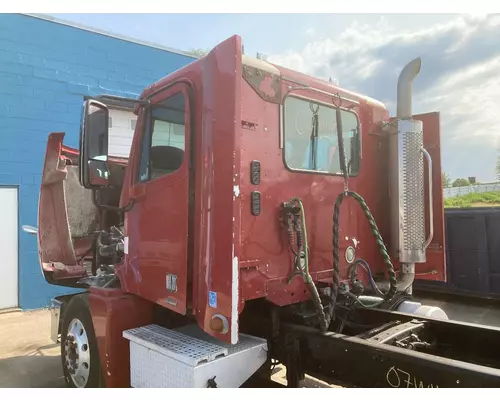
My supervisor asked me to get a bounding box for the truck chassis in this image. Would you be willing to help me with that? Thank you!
[51,291,500,388]
[242,302,500,388]
[288,316,500,387]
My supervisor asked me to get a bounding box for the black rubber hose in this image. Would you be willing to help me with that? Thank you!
[348,259,385,298]
[325,191,399,327]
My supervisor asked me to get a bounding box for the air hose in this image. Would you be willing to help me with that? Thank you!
[284,198,329,331]
[323,101,398,326]
[283,97,399,332]
[283,193,399,332]
[284,193,398,332]
[326,191,398,321]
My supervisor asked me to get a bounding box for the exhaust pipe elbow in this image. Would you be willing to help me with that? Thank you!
[371,264,416,296]
[396,57,422,119]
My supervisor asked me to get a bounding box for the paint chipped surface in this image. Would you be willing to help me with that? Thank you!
[351,237,359,247]
[233,185,240,198]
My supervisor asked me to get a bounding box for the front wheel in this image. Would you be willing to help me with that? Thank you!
[60,294,103,388]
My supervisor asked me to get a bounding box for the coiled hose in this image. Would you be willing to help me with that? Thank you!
[324,191,398,325]
[285,192,398,332]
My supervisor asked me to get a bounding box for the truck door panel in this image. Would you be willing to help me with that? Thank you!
[125,86,191,314]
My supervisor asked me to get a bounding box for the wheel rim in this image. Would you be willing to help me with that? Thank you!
[64,318,91,388]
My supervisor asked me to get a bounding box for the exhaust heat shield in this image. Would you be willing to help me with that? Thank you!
[389,58,427,264]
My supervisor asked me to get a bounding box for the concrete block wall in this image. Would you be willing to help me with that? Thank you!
[0,13,195,309]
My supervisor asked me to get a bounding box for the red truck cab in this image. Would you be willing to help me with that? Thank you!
[37,34,446,344]
[30,34,452,388]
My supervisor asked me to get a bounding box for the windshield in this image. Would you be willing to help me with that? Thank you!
[283,96,360,175]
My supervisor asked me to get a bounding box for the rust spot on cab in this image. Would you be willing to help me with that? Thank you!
[242,64,282,104]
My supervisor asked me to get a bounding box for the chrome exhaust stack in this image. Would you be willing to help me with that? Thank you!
[396,58,421,120]
[386,57,433,294]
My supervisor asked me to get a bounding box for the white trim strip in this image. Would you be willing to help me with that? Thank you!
[21,13,198,59]
[231,255,239,345]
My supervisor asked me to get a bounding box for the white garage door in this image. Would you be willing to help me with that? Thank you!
[108,108,137,158]
[107,108,185,158]
[0,187,18,310]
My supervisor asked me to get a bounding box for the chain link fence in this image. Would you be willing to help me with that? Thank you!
[444,184,500,199]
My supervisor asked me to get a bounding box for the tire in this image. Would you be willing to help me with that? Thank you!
[60,294,103,388]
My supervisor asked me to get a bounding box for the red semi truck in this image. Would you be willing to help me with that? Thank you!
[23,35,500,388]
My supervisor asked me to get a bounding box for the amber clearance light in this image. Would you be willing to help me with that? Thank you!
[210,314,229,334]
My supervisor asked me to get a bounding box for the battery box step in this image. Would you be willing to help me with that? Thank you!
[123,324,268,388]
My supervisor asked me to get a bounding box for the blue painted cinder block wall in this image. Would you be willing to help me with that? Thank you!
[0,13,195,309]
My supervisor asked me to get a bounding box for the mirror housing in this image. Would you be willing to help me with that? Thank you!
[79,99,110,188]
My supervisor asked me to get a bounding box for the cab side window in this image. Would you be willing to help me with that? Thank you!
[137,91,186,182]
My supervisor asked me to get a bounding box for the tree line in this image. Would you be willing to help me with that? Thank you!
[442,173,472,188]
[442,154,500,188]
[185,48,210,58]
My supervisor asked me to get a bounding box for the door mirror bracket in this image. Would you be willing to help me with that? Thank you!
[91,190,136,214]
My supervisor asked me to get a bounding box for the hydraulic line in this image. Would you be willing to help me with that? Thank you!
[348,258,385,298]
[284,195,398,331]
[286,198,329,332]
[324,191,399,325]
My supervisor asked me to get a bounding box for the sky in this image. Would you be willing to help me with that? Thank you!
[49,13,500,182]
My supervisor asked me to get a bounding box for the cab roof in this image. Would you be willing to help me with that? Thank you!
[139,42,387,111]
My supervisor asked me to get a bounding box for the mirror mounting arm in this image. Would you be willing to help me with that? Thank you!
[92,190,135,214]
[84,94,150,106]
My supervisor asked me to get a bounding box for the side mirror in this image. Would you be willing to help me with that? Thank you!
[79,100,110,188]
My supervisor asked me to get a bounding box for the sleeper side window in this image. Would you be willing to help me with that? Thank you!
[137,91,186,182]
[283,96,360,175]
